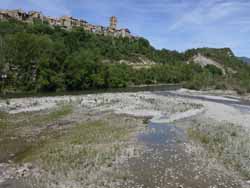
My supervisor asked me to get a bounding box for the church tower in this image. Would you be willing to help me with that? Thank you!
[110,16,117,29]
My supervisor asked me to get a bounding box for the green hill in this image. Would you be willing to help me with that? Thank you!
[0,20,250,94]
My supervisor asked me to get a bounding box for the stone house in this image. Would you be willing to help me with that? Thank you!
[0,12,8,20]
[46,16,59,26]
[60,16,88,29]
[28,11,44,22]
[121,28,131,38]
[83,24,95,32]
[6,9,29,21]
[94,25,106,34]
[0,10,5,20]
[79,19,88,27]
[60,16,73,28]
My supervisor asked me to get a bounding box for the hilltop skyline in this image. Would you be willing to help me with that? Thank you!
[0,0,250,57]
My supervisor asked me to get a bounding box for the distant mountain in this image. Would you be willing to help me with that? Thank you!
[238,57,250,64]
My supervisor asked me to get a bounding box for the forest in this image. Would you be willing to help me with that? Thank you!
[0,20,250,94]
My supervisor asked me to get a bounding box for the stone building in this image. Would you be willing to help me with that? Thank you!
[79,19,88,27]
[46,16,58,26]
[93,25,105,34]
[60,16,90,29]
[110,16,117,29]
[0,9,42,23]
[60,16,76,28]
[0,10,6,20]
[28,11,44,22]
[60,16,72,28]
[5,9,29,21]
[0,12,8,20]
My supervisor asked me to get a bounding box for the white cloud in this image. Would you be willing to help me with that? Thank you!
[169,0,250,31]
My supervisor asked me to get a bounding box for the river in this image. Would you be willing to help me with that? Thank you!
[120,91,250,188]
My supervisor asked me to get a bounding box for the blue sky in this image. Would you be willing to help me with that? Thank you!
[1,0,250,56]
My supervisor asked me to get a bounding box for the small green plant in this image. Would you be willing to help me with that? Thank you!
[5,99,10,105]
[143,118,150,124]
[231,131,237,137]
[46,104,73,121]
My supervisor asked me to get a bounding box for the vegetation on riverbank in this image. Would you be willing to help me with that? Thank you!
[0,104,73,163]
[23,117,141,187]
[188,123,250,179]
[0,99,144,187]
[0,20,250,93]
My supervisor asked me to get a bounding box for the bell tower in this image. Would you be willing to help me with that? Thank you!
[110,16,117,29]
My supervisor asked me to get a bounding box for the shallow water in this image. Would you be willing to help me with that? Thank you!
[122,123,242,188]
[1,84,181,99]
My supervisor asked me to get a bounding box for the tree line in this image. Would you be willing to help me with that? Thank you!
[0,20,249,94]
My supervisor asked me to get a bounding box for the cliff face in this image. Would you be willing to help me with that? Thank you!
[189,53,226,74]
[119,57,156,69]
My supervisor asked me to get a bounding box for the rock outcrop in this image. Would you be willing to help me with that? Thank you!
[188,53,226,74]
[102,56,156,69]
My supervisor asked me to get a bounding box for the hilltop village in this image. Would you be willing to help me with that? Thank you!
[0,9,136,38]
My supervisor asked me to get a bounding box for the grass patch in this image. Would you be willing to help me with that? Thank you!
[0,104,73,129]
[0,105,73,163]
[188,123,250,179]
[39,104,73,123]
[23,121,129,169]
[20,104,73,127]
[0,105,139,187]
[20,119,134,186]
[0,112,10,129]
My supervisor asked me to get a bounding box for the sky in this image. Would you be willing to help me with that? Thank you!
[0,0,250,57]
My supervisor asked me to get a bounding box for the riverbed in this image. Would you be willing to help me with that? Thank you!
[0,89,250,188]
[122,123,242,188]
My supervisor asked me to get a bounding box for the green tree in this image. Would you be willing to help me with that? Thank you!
[64,49,103,90]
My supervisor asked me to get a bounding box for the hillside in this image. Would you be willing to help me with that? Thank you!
[185,48,245,69]
[0,20,250,93]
